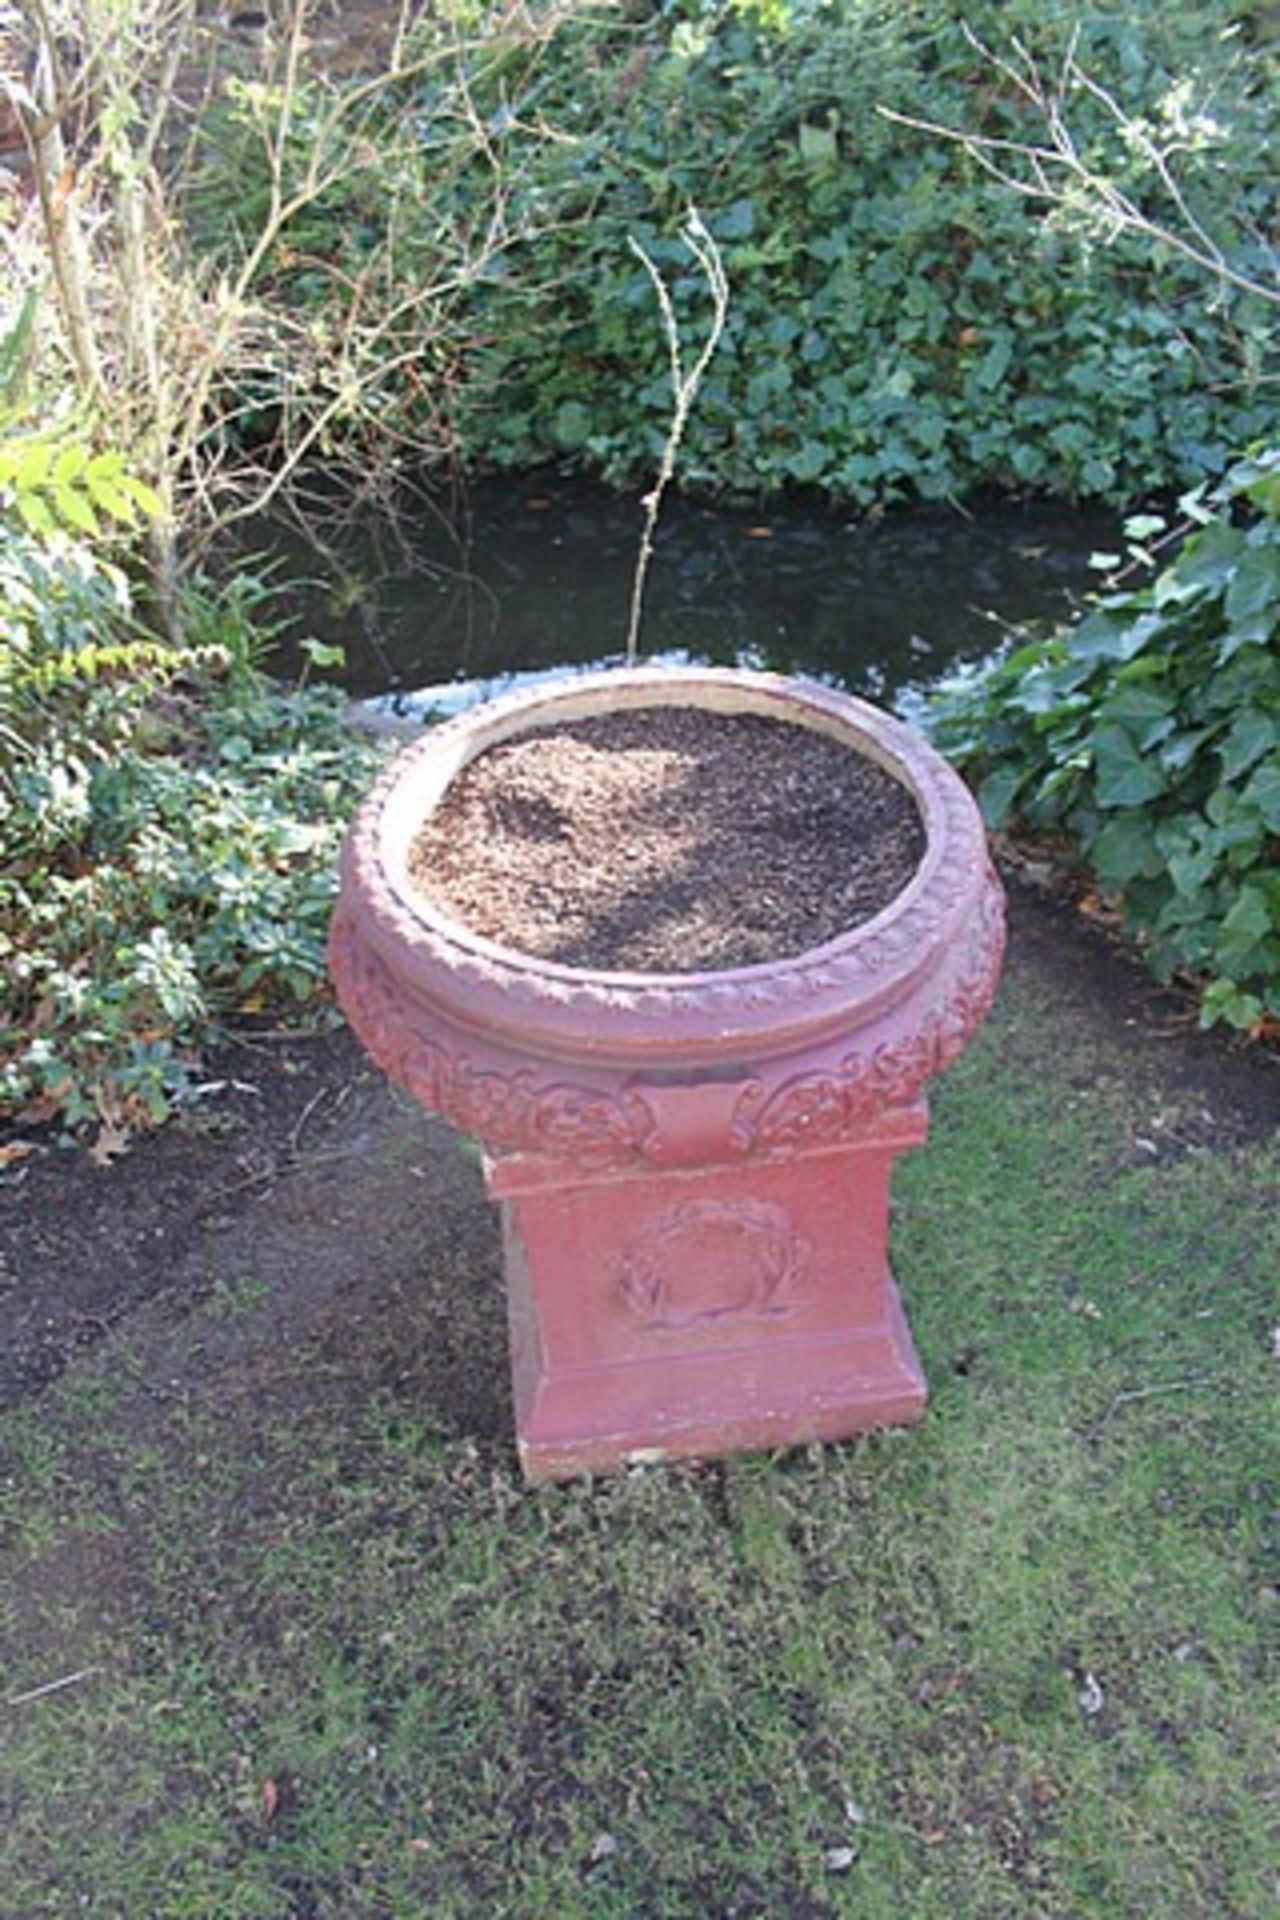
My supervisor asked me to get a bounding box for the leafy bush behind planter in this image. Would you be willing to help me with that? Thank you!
[410,0,1274,505]
[928,447,1280,1029]
[1,500,383,1135]
[183,1,1277,510]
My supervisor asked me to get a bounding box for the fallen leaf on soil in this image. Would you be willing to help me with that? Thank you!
[261,1778,279,1822]
[1030,1774,1058,1806]
[88,1122,132,1167]
[0,1142,37,1167]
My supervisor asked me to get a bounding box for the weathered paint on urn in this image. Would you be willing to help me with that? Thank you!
[329,667,1005,1480]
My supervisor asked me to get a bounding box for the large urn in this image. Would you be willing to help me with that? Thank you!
[329,668,1005,1480]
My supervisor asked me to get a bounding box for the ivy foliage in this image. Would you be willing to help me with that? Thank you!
[183,0,1275,507]
[413,0,1276,505]
[928,448,1280,1029]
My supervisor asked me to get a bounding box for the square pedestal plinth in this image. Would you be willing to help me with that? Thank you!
[485,1102,930,1482]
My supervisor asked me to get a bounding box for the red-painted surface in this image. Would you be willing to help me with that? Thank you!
[330,668,1005,1479]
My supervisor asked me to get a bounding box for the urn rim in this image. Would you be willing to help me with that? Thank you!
[338,666,992,1064]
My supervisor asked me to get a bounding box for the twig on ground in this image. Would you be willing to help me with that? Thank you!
[290,1086,330,1154]
[206,1142,371,1204]
[8,1667,100,1708]
[1091,1376,1205,1442]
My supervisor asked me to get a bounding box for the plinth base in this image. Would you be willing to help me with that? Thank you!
[487,1103,930,1482]
[510,1265,926,1481]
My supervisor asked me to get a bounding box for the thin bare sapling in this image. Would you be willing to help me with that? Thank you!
[624,210,729,666]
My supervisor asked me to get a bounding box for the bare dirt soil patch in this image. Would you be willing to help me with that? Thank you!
[0,1028,507,1435]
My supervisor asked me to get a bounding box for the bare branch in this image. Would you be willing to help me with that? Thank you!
[6,0,592,623]
[879,28,1279,310]
[624,210,730,666]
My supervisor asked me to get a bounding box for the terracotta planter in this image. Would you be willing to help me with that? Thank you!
[329,667,1004,1480]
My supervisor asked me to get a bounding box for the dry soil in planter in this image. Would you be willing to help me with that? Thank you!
[407,706,926,973]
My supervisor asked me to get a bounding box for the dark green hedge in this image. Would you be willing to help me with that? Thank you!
[433,0,1275,505]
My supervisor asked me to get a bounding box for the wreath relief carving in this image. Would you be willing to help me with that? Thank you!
[616,1200,810,1331]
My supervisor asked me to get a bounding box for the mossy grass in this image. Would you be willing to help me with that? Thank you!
[2,956,1275,1917]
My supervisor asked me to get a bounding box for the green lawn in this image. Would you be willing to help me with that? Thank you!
[3,958,1276,1918]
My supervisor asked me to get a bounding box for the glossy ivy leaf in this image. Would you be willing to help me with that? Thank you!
[1162,724,1219,772]
[552,400,592,449]
[1241,758,1280,832]
[976,763,1023,827]
[974,338,1013,391]
[1228,448,1280,518]
[1039,752,1091,801]
[1176,481,1214,526]
[1070,608,1155,664]
[1167,846,1219,899]
[1222,544,1280,649]
[1164,520,1245,597]
[1219,711,1277,781]
[718,198,757,240]
[1092,813,1164,884]
[1091,725,1168,808]
[787,440,827,482]
[1098,682,1176,750]
[1006,664,1084,716]
[1219,883,1275,947]
[1206,784,1252,832]
[797,120,838,165]
[1199,980,1264,1030]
